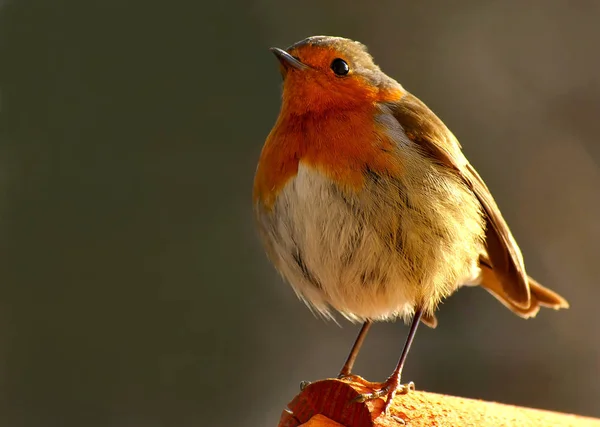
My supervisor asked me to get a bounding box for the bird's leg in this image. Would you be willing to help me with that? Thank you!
[354,309,423,414]
[338,320,372,378]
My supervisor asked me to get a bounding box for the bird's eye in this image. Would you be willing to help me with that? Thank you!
[330,58,349,76]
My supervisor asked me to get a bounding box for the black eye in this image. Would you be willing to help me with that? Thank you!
[330,58,349,76]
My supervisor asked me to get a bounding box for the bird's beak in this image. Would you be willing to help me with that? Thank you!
[269,47,309,70]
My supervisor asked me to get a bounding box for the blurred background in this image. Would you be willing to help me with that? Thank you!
[1,1,599,426]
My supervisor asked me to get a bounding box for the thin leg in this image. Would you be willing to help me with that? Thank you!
[389,308,423,382]
[355,309,424,414]
[338,320,372,378]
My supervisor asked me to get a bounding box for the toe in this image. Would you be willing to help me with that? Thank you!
[352,386,389,403]
[398,381,415,394]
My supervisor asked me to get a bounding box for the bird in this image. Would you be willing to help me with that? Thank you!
[253,35,569,413]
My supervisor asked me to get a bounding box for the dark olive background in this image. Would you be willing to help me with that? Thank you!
[1,1,599,426]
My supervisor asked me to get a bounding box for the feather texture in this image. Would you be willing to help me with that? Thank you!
[388,93,532,309]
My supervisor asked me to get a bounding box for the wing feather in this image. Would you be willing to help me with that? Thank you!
[388,93,531,308]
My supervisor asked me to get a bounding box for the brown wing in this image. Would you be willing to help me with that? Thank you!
[387,93,531,308]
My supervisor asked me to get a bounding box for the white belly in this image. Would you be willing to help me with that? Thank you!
[255,162,484,322]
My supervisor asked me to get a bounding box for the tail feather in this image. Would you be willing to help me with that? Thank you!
[528,276,570,309]
[479,264,569,319]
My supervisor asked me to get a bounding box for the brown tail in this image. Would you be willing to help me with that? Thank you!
[479,264,569,318]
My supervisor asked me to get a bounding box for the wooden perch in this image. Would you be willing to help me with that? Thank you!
[278,375,600,427]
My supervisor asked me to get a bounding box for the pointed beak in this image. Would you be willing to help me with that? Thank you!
[269,47,309,70]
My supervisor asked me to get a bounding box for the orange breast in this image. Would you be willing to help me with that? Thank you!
[253,104,403,209]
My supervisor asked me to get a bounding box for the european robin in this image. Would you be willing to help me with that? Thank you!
[253,36,569,413]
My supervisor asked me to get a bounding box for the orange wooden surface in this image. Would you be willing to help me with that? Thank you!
[278,376,600,427]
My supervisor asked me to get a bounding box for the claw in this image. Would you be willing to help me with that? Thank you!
[391,415,406,425]
[399,381,415,394]
[299,380,311,391]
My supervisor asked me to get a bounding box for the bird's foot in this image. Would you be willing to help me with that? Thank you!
[353,374,415,414]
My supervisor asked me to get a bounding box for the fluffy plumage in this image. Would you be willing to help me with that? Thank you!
[254,36,568,327]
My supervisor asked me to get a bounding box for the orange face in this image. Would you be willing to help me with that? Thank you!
[274,39,402,114]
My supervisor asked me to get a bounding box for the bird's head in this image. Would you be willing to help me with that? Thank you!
[270,36,403,115]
